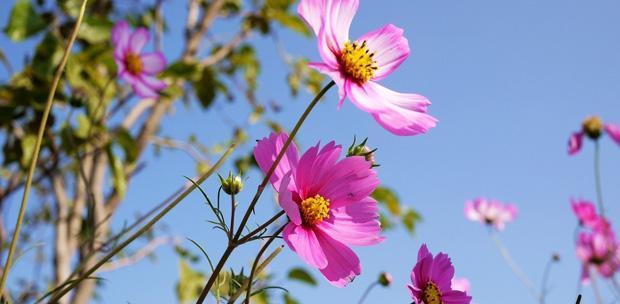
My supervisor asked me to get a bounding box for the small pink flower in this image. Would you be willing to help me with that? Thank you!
[464,198,518,231]
[408,244,471,304]
[568,132,583,155]
[605,123,620,145]
[576,230,619,282]
[451,278,471,294]
[571,199,599,229]
[567,117,620,155]
[253,132,383,287]
[297,0,437,136]
[112,21,167,98]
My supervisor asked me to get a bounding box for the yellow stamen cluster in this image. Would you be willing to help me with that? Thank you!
[339,40,378,84]
[582,115,603,140]
[300,194,330,226]
[422,282,443,304]
[125,53,143,75]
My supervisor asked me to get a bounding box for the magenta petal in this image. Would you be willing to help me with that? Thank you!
[568,131,584,155]
[140,75,167,91]
[297,0,326,36]
[307,62,347,107]
[141,52,167,74]
[358,24,410,81]
[294,141,343,199]
[347,81,437,136]
[112,20,130,51]
[278,173,302,225]
[322,0,358,54]
[132,79,159,99]
[430,253,455,291]
[315,229,361,287]
[253,132,300,191]
[283,224,328,269]
[129,28,150,54]
[316,197,383,246]
[441,290,472,304]
[317,156,378,208]
[604,123,620,145]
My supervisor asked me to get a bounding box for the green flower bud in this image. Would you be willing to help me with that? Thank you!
[346,136,378,167]
[582,116,603,140]
[378,272,393,287]
[219,172,243,195]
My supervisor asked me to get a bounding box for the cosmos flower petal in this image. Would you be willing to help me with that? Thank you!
[316,197,384,246]
[441,290,472,304]
[322,0,358,54]
[140,75,167,91]
[112,21,130,52]
[451,278,471,294]
[128,28,150,54]
[431,253,455,291]
[253,133,300,191]
[568,131,584,155]
[278,173,302,225]
[604,123,620,145]
[283,224,328,269]
[132,78,159,99]
[317,156,378,208]
[358,24,410,81]
[347,80,437,136]
[315,229,361,287]
[140,52,167,74]
[308,62,347,107]
[297,0,327,36]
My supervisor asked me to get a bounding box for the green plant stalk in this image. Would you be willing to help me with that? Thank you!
[227,245,283,303]
[46,143,237,303]
[195,80,335,304]
[0,0,89,296]
[358,281,379,304]
[243,224,287,304]
[593,140,605,216]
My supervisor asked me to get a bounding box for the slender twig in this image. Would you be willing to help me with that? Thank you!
[540,255,557,304]
[593,140,605,216]
[229,193,236,241]
[358,282,379,304]
[243,224,287,304]
[98,236,180,272]
[227,245,283,303]
[576,294,582,304]
[0,0,89,295]
[236,211,285,245]
[44,143,236,303]
[490,231,541,302]
[589,266,603,304]
[195,81,335,304]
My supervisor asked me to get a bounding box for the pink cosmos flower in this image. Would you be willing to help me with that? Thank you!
[567,116,620,155]
[451,278,471,294]
[575,230,619,282]
[112,21,167,98]
[408,244,471,304]
[253,132,383,286]
[297,0,437,136]
[571,199,600,229]
[464,198,518,231]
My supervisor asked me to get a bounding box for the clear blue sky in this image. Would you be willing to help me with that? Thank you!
[2,0,620,303]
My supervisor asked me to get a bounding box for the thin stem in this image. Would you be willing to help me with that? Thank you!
[575,294,582,304]
[0,0,89,296]
[227,245,283,303]
[589,266,603,304]
[229,193,236,241]
[539,256,557,304]
[358,282,379,304]
[243,224,287,304]
[195,80,335,304]
[490,231,541,302]
[44,143,236,303]
[593,140,605,216]
[237,211,285,245]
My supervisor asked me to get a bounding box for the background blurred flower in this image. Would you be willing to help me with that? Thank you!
[112,20,167,98]
[408,244,471,304]
[298,0,436,136]
[254,132,383,287]
[464,198,518,231]
[571,199,601,229]
[451,277,471,294]
[567,116,620,155]
[575,230,619,282]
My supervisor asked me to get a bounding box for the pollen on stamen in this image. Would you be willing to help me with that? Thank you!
[339,40,378,84]
[299,194,330,226]
[422,282,443,304]
[124,53,143,75]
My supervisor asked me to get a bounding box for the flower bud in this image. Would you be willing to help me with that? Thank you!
[582,116,603,140]
[219,172,243,195]
[378,272,393,287]
[347,137,378,167]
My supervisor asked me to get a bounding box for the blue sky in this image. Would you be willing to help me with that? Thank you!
[2,0,620,303]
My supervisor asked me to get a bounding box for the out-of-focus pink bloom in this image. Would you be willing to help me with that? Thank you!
[576,230,619,282]
[253,132,383,287]
[297,0,437,136]
[464,198,518,231]
[571,199,600,229]
[605,123,620,145]
[451,278,471,294]
[112,21,167,98]
[408,244,471,304]
[568,117,620,155]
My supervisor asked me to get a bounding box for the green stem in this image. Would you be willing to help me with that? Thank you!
[0,0,89,296]
[593,140,605,216]
[194,80,335,304]
[44,143,237,303]
[243,224,286,304]
[358,282,379,304]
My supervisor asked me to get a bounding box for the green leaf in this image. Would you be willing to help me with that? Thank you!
[20,134,37,168]
[75,114,92,139]
[176,259,206,303]
[287,267,317,286]
[4,0,47,41]
[271,11,310,36]
[115,128,138,163]
[379,213,395,231]
[284,293,300,304]
[372,187,402,216]
[402,208,422,235]
[193,67,217,109]
[163,60,201,81]
[106,146,127,199]
[77,17,112,44]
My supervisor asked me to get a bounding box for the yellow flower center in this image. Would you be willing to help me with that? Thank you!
[125,53,143,75]
[300,194,330,226]
[582,115,603,140]
[422,282,443,304]
[339,41,378,84]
